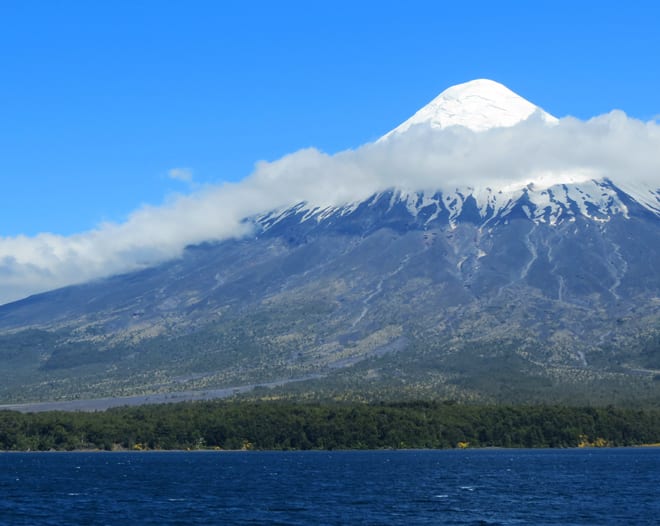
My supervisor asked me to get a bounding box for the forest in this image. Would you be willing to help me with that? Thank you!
[1,401,659,451]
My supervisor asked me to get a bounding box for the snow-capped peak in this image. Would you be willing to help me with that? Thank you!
[380,79,557,139]
[257,79,659,233]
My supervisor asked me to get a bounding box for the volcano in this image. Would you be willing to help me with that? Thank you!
[1,80,659,407]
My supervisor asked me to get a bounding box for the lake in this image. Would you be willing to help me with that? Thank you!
[1,449,658,525]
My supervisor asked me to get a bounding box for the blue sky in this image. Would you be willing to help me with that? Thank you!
[2,1,659,237]
[1,1,659,304]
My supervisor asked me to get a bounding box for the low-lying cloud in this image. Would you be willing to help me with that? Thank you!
[1,111,659,305]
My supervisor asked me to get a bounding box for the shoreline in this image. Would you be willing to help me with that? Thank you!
[3,444,660,454]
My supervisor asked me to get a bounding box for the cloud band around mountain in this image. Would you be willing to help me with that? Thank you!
[1,111,659,305]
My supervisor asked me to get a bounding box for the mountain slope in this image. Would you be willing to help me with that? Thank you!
[1,80,659,405]
[1,186,658,404]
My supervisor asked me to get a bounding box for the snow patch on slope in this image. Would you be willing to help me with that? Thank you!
[256,178,641,233]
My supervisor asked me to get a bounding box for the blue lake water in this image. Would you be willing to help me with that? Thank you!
[0,449,658,525]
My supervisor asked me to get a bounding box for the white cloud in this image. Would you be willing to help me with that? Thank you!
[0,111,659,305]
[168,167,193,182]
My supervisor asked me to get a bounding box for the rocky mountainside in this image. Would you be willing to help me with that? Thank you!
[1,80,659,405]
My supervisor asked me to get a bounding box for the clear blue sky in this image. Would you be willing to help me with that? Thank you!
[2,0,659,236]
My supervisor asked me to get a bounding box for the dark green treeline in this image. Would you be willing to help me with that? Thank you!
[1,401,659,451]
